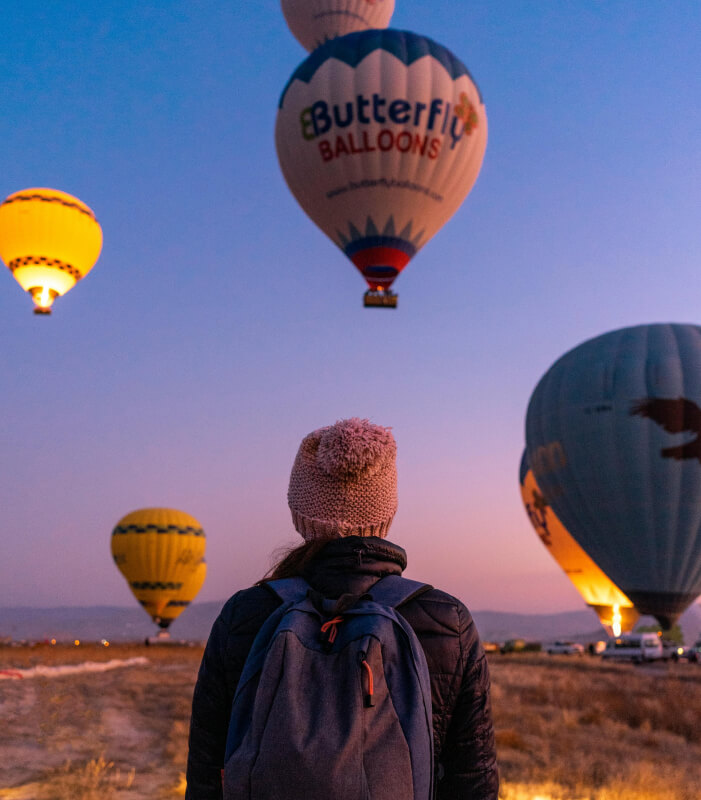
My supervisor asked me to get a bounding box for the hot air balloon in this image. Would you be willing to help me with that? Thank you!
[519,450,639,636]
[158,559,207,629]
[281,0,395,52]
[526,323,701,629]
[0,188,102,314]
[275,29,487,307]
[111,508,206,630]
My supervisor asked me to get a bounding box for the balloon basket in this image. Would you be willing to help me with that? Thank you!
[33,306,52,315]
[363,290,397,309]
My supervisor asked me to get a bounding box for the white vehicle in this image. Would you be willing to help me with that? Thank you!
[546,641,584,655]
[601,633,664,663]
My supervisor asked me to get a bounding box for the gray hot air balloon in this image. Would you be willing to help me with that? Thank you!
[526,323,701,629]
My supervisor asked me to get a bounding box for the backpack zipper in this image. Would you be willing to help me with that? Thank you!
[359,652,375,708]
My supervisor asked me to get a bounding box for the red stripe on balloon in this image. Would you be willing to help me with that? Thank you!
[349,246,411,289]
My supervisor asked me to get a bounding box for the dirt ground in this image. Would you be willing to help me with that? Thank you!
[0,644,699,799]
[0,645,199,799]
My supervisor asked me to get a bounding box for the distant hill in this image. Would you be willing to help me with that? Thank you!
[1,602,700,646]
[0,603,224,644]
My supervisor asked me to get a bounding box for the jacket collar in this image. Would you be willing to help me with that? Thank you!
[302,536,407,597]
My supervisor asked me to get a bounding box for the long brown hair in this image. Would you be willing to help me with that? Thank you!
[258,537,335,583]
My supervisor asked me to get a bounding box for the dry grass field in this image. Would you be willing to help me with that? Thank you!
[0,644,699,799]
[490,654,701,800]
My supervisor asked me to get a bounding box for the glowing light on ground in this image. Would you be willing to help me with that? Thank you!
[500,783,588,800]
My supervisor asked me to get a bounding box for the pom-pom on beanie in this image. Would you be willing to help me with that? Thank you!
[288,418,398,540]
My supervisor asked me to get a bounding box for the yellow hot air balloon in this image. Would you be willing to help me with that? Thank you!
[0,188,102,314]
[111,508,206,630]
[159,559,207,629]
[519,451,639,637]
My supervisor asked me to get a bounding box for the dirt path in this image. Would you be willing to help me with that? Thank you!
[0,647,200,799]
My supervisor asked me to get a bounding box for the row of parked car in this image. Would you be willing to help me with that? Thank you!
[545,634,701,663]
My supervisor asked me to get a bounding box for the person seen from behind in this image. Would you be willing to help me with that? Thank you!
[186,418,499,799]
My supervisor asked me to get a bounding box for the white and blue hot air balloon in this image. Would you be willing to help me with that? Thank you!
[281,0,395,53]
[526,323,701,629]
[275,29,487,307]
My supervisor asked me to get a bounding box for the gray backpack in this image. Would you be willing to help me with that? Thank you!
[223,575,434,800]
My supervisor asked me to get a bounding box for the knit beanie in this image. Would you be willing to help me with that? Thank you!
[288,418,398,540]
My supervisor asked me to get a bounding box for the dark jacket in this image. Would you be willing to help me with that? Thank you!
[186,536,499,799]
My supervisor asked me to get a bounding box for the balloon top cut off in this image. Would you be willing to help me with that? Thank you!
[281,0,395,53]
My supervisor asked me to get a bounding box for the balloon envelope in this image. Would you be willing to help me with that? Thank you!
[276,29,487,293]
[526,323,701,628]
[519,450,639,636]
[111,508,206,629]
[281,0,395,52]
[0,188,102,314]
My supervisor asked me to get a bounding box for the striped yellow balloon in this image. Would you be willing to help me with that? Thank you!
[159,559,207,629]
[520,451,639,636]
[0,188,102,314]
[111,508,206,629]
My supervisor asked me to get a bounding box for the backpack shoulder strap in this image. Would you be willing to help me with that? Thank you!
[265,576,310,604]
[369,575,433,608]
[232,578,309,707]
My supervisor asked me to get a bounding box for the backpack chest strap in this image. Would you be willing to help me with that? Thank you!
[367,575,433,608]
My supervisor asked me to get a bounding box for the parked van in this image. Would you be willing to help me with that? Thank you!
[601,633,664,663]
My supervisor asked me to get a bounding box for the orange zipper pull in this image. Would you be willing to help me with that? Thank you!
[361,659,374,707]
[320,615,344,645]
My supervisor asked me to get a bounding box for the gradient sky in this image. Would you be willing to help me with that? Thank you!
[1,1,700,617]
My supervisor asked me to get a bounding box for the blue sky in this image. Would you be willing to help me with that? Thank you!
[1,1,700,618]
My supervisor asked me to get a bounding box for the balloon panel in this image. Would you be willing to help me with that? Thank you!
[160,560,207,628]
[282,0,395,52]
[526,323,701,626]
[111,508,206,626]
[519,450,635,612]
[276,30,487,290]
